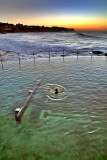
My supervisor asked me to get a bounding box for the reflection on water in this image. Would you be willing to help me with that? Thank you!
[0,57,107,160]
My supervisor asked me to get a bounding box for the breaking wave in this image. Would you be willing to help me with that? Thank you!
[0,31,107,60]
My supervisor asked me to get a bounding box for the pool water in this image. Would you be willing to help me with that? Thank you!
[0,56,107,160]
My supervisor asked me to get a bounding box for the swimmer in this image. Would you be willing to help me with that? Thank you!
[55,88,58,94]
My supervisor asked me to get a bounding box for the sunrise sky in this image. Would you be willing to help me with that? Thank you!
[0,0,107,31]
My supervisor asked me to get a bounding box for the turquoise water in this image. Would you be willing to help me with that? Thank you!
[0,57,107,160]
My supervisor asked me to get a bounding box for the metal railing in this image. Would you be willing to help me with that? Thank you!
[0,49,106,70]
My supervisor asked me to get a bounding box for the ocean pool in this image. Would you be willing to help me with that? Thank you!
[0,56,107,160]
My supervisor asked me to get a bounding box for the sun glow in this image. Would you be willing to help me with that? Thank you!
[41,15,107,31]
[22,14,107,31]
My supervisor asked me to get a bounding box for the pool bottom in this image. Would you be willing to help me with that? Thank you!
[0,56,107,160]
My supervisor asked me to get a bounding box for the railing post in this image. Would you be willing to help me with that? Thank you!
[77,50,79,57]
[0,54,2,63]
[0,54,4,70]
[49,51,50,61]
[91,49,93,57]
[33,52,35,64]
[18,53,21,65]
[63,50,65,61]
[63,50,64,57]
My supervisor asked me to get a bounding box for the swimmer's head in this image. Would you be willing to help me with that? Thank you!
[55,88,58,94]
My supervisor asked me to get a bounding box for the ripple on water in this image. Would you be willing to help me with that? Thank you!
[43,83,67,101]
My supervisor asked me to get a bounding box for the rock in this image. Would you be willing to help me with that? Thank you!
[92,51,103,55]
[61,55,68,57]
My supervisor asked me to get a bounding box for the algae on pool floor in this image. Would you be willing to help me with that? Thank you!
[0,56,107,160]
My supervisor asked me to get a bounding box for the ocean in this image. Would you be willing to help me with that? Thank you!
[0,31,107,60]
[0,32,107,160]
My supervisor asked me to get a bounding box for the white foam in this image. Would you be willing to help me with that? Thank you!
[0,32,107,60]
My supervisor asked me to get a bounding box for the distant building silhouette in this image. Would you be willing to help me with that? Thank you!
[0,22,75,33]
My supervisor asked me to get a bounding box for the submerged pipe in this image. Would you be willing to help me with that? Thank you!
[14,73,46,123]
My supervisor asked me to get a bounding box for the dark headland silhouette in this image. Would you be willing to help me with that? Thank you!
[0,22,75,33]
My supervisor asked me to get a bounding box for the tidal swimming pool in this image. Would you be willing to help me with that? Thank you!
[0,57,107,160]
